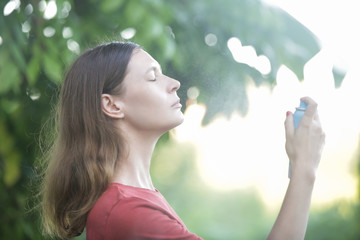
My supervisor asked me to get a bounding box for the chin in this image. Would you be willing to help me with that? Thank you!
[176,112,185,124]
[176,117,185,126]
[167,115,184,131]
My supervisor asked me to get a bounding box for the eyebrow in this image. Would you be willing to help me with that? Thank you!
[146,64,162,74]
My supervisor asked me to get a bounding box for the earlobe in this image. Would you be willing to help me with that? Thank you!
[101,94,125,119]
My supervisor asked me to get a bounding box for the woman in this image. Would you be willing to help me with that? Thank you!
[40,41,325,240]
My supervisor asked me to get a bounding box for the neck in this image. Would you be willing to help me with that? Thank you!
[112,128,161,191]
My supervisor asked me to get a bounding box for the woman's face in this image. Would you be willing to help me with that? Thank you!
[119,49,184,133]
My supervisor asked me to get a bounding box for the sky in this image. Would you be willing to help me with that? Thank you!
[261,0,360,72]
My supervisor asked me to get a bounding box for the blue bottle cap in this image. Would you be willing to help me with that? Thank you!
[296,101,307,111]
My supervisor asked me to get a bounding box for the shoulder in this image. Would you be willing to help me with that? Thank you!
[86,183,166,236]
[87,183,202,239]
[86,183,127,239]
[105,187,180,233]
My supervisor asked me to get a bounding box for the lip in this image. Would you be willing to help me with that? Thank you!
[171,99,182,108]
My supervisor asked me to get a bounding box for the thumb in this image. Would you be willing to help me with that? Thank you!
[285,111,295,139]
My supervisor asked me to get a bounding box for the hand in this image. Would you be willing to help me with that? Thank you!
[284,97,325,180]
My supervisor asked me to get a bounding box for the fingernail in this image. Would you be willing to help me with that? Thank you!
[286,111,291,117]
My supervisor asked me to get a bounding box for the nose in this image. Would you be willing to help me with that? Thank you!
[168,77,180,93]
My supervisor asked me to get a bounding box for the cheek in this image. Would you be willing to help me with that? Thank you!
[125,88,166,117]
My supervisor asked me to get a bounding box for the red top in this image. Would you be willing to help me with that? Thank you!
[86,183,202,240]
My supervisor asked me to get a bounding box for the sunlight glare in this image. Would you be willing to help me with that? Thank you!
[24,4,33,15]
[22,21,31,33]
[256,55,271,75]
[62,27,73,39]
[67,39,80,54]
[173,103,206,143]
[187,86,200,100]
[205,33,218,47]
[3,0,20,16]
[121,28,136,40]
[59,1,71,19]
[38,0,46,12]
[43,27,56,38]
[227,37,271,75]
[43,0,57,20]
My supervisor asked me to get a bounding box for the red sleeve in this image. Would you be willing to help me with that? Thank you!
[105,198,202,240]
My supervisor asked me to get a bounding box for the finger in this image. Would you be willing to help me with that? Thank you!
[285,111,295,139]
[300,96,318,126]
[313,111,320,122]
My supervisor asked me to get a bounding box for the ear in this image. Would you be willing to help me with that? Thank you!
[101,94,125,119]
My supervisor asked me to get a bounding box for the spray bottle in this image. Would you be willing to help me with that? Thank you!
[288,101,307,178]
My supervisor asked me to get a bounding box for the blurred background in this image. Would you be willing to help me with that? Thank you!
[0,0,359,239]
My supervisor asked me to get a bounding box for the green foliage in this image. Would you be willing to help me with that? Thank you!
[0,0,356,239]
[0,118,21,186]
[306,201,360,240]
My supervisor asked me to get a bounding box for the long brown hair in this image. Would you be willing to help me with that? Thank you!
[40,41,139,239]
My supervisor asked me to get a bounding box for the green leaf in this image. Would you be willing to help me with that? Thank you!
[3,152,21,187]
[26,56,40,86]
[332,66,346,88]
[124,1,146,24]
[1,99,20,114]
[145,17,163,38]
[9,43,27,72]
[101,0,125,13]
[42,54,63,83]
[0,120,21,187]
[0,61,21,94]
